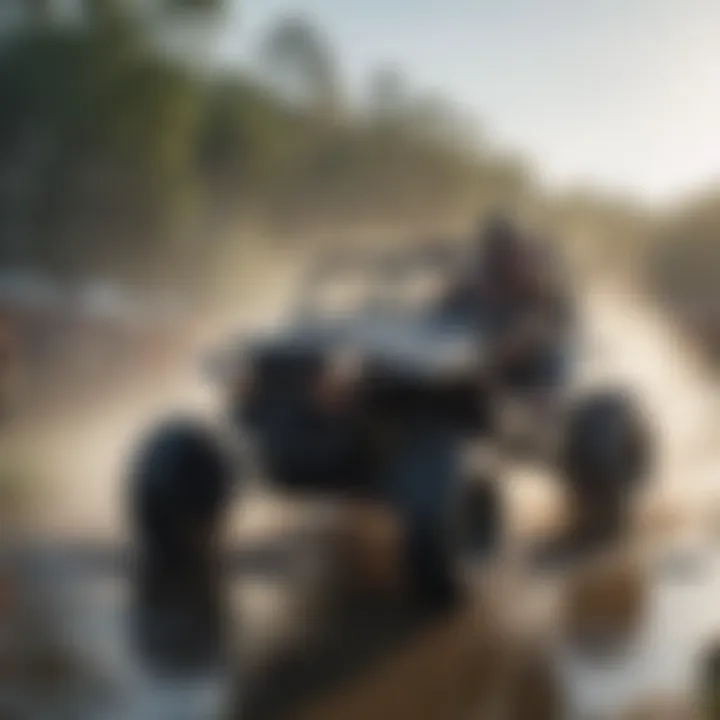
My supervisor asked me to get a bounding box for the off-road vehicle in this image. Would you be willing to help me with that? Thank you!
[129,243,652,606]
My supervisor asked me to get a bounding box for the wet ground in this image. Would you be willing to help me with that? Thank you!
[8,492,720,719]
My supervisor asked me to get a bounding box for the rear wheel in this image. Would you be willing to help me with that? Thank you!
[561,390,651,541]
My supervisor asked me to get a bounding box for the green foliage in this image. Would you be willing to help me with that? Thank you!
[0,2,533,287]
[0,0,207,279]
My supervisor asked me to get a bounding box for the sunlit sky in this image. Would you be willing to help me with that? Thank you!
[220,0,720,204]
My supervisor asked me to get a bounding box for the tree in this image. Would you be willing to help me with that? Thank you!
[162,0,226,10]
[258,15,341,118]
[27,0,53,25]
[0,0,207,282]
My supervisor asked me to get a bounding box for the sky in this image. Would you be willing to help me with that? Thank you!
[221,0,720,204]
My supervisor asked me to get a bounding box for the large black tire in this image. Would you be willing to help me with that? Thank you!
[128,418,234,673]
[561,390,652,539]
[129,417,234,571]
[382,423,501,610]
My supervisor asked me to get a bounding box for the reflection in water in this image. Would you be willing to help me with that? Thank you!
[560,551,720,718]
[503,644,566,720]
[129,557,230,678]
[561,553,648,659]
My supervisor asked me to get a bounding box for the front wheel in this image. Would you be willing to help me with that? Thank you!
[381,423,502,610]
[128,417,234,572]
[127,417,235,672]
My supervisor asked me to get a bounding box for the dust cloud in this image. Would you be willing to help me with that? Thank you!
[23,273,720,549]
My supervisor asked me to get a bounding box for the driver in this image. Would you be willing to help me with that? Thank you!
[443,213,575,443]
[474,214,573,394]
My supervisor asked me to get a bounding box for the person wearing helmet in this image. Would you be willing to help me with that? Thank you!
[435,213,519,322]
[438,213,574,450]
[487,222,574,456]
[463,214,571,385]
[438,212,542,325]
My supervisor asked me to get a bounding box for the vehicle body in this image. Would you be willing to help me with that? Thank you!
[130,242,652,607]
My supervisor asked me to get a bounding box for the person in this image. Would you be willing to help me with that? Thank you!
[466,213,574,392]
[439,213,574,450]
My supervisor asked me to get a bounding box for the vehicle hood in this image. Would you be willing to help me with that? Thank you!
[251,311,483,377]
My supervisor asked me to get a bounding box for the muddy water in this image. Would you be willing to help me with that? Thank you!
[10,282,720,719]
